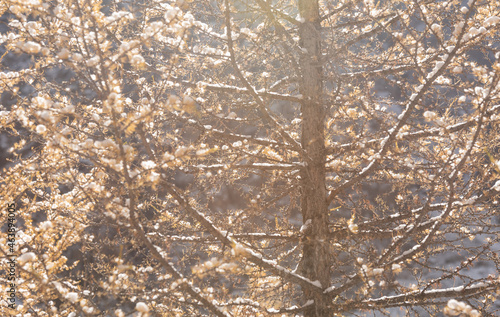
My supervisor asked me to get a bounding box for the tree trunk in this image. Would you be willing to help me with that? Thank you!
[297,1,330,316]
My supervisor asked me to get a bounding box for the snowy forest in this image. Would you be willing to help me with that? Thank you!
[0,0,500,316]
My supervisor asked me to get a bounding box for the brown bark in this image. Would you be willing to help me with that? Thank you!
[297,0,331,316]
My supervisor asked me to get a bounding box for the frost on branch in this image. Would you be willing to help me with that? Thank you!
[1,0,500,316]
